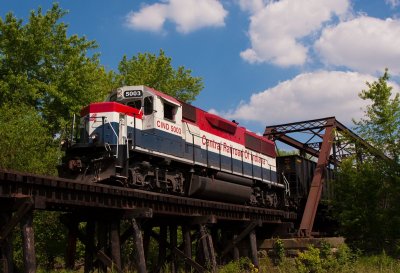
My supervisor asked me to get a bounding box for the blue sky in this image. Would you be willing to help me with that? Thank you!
[2,0,400,134]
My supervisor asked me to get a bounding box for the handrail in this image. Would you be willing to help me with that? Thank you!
[104,117,119,158]
[281,172,291,196]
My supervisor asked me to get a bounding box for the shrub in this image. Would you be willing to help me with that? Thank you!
[219,257,258,273]
[295,246,324,273]
[273,239,286,265]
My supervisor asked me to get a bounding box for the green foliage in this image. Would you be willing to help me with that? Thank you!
[219,257,258,273]
[318,241,332,260]
[260,244,400,273]
[0,104,61,175]
[34,211,67,269]
[12,211,67,271]
[334,158,388,250]
[276,149,299,156]
[294,244,357,273]
[334,69,400,254]
[295,246,324,273]
[117,49,203,102]
[357,251,399,272]
[0,3,114,136]
[273,238,285,265]
[218,244,366,273]
[335,243,358,265]
[354,69,400,160]
[36,269,75,273]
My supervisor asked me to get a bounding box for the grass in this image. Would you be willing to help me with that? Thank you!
[218,245,400,273]
[260,256,400,273]
[34,244,400,273]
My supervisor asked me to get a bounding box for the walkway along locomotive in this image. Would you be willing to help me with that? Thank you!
[59,86,290,208]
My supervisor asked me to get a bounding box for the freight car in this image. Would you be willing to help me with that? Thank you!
[277,155,336,233]
[277,155,334,207]
[59,86,289,208]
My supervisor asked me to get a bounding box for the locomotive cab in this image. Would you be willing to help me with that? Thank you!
[107,86,183,137]
[107,86,184,157]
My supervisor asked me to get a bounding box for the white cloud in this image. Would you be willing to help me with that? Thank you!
[240,0,350,67]
[221,71,400,126]
[385,0,400,8]
[126,0,228,34]
[126,4,166,32]
[315,16,400,75]
[238,0,266,14]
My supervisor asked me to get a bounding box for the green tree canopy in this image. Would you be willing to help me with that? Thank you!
[334,69,400,253]
[0,3,113,136]
[354,69,400,161]
[0,104,61,175]
[117,49,203,102]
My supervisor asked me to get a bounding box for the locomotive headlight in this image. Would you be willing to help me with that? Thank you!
[90,133,99,143]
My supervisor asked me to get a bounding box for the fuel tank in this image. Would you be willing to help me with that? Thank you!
[214,172,253,186]
[188,175,252,203]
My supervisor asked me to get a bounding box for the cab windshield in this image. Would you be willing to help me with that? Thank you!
[127,99,142,110]
[125,97,153,115]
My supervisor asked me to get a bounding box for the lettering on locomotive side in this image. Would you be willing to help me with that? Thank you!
[156,120,182,135]
[201,135,267,165]
[202,135,221,150]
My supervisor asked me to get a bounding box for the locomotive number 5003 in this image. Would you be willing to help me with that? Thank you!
[124,90,143,98]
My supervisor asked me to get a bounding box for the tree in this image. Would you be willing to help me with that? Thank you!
[117,49,203,102]
[0,104,61,175]
[354,69,400,161]
[0,6,114,269]
[0,3,114,136]
[0,104,68,270]
[334,69,400,253]
[334,159,389,251]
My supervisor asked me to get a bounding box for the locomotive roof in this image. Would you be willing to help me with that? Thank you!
[108,85,181,106]
[144,86,180,105]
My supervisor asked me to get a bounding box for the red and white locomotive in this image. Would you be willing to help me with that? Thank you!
[59,86,287,208]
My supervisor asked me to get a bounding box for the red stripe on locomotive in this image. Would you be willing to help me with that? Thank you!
[81,102,143,119]
[190,108,276,158]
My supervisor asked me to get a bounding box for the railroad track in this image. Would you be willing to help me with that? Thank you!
[0,169,296,223]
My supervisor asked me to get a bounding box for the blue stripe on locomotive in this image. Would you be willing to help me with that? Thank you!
[94,122,277,184]
[92,121,119,144]
[138,128,184,157]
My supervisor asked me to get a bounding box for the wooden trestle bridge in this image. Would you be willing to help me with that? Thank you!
[0,169,296,273]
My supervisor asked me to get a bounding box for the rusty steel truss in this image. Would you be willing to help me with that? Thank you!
[264,116,391,237]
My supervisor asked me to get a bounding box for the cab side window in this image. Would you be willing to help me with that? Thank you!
[164,103,175,121]
[144,96,153,115]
